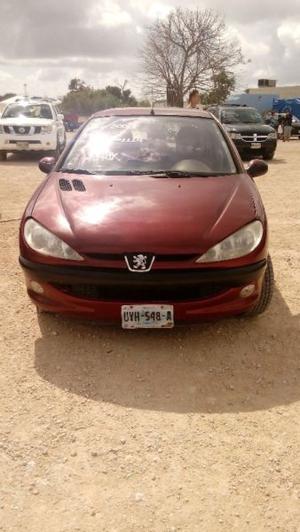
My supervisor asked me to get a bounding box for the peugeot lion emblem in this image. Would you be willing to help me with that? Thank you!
[125,253,155,273]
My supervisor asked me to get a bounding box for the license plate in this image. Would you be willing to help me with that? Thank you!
[251,142,261,149]
[16,142,30,149]
[121,305,174,329]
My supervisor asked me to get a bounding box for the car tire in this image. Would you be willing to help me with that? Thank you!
[0,151,7,161]
[246,256,274,317]
[263,151,275,160]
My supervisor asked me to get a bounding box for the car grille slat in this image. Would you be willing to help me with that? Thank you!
[4,125,42,135]
[240,133,268,142]
[52,282,227,302]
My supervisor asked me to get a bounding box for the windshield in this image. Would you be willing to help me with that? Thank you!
[61,116,237,176]
[2,103,53,119]
[221,108,263,125]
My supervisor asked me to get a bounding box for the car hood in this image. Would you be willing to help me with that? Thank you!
[0,117,53,127]
[31,173,264,255]
[224,123,275,133]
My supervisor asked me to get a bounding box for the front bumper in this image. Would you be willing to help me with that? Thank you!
[20,257,267,324]
[233,138,277,156]
[0,133,57,152]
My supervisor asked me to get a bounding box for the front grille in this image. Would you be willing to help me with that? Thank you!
[241,133,268,142]
[4,125,42,135]
[52,281,228,302]
[84,253,198,262]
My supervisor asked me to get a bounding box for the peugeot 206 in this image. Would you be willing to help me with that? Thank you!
[19,107,274,329]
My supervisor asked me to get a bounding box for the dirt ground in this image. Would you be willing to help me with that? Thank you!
[0,143,299,532]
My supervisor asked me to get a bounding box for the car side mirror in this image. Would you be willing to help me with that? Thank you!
[58,114,64,120]
[246,159,268,179]
[39,156,56,174]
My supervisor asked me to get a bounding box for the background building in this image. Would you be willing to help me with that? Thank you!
[246,79,300,99]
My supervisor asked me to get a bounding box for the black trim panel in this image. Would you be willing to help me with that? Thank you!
[20,256,266,287]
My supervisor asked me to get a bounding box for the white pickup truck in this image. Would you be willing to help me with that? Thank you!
[0,99,66,160]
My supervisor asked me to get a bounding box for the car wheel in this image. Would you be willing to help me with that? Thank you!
[0,151,7,161]
[263,151,275,160]
[246,256,274,317]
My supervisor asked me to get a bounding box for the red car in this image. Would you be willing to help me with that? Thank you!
[19,107,274,328]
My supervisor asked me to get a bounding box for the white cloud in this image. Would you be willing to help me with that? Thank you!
[1,0,300,97]
[89,1,132,27]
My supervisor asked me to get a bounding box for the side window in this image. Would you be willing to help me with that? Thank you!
[40,104,53,119]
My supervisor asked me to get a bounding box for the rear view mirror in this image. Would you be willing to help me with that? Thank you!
[39,156,56,174]
[246,159,268,179]
[58,113,64,121]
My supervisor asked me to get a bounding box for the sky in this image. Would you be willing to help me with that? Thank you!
[1,0,300,98]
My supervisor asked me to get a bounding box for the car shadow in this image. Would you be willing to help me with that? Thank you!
[1,153,42,166]
[34,286,299,414]
[268,158,287,165]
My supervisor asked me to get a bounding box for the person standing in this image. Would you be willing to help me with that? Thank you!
[187,89,203,109]
[283,111,293,142]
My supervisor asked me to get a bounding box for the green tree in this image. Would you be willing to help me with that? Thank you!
[68,78,87,92]
[105,85,137,106]
[202,70,236,105]
[61,85,139,116]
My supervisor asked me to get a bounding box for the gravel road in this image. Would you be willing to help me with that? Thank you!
[0,143,299,532]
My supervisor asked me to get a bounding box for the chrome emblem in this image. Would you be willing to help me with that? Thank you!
[253,133,258,141]
[19,127,26,134]
[125,253,155,273]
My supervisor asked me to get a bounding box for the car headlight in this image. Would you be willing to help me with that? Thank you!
[24,219,83,261]
[228,131,242,140]
[267,132,277,139]
[41,125,53,134]
[196,221,264,263]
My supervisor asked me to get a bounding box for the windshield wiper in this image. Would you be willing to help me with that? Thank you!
[102,170,211,178]
[145,170,210,178]
[59,169,224,178]
[60,168,96,175]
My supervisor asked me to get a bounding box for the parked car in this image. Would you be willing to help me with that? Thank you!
[0,99,66,160]
[19,107,273,328]
[208,105,277,160]
[291,116,300,137]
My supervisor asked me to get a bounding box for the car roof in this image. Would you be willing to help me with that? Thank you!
[210,105,256,110]
[5,99,53,106]
[92,107,212,119]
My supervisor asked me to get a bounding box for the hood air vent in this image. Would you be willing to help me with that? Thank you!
[72,179,86,192]
[59,179,72,191]
[59,179,86,192]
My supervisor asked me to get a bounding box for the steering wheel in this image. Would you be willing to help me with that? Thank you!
[171,159,211,173]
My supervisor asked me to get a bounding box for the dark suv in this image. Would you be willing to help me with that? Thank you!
[208,106,277,160]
